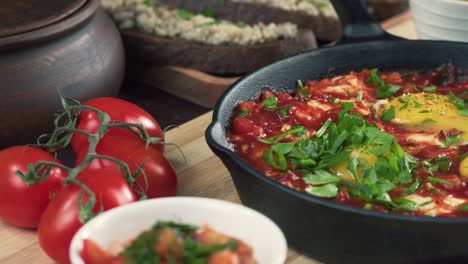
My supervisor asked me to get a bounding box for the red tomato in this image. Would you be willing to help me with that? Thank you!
[38,169,137,263]
[76,134,177,199]
[0,146,66,228]
[71,97,164,154]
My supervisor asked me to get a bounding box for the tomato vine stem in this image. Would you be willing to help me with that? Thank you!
[18,96,164,222]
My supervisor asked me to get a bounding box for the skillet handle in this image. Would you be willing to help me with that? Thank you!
[329,0,404,44]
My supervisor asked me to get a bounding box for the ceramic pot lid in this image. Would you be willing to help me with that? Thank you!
[0,0,87,38]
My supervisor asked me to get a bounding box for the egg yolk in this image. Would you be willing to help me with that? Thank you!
[383,93,467,143]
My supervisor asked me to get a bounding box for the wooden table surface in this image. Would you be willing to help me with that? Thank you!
[0,12,417,264]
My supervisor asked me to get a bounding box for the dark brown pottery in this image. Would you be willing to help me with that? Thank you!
[0,0,125,148]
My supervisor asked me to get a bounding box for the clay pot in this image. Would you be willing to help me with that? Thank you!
[0,0,125,148]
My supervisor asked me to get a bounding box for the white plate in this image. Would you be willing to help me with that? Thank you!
[70,197,287,264]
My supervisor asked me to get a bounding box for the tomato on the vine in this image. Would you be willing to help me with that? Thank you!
[76,133,177,199]
[38,168,137,263]
[0,146,67,228]
[71,97,165,154]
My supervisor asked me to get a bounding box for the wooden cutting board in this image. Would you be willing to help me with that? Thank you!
[0,13,417,264]
[0,112,314,264]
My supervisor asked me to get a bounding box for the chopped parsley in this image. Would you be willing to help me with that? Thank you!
[236,20,246,28]
[261,96,278,109]
[201,5,214,17]
[356,91,363,102]
[121,221,240,263]
[458,205,468,212]
[448,91,468,116]
[237,109,249,118]
[428,176,456,186]
[444,135,459,147]
[177,9,194,20]
[260,96,292,118]
[423,86,437,92]
[381,106,395,122]
[258,111,419,210]
[399,95,411,110]
[367,68,402,98]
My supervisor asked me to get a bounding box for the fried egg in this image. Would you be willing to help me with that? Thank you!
[382,93,467,143]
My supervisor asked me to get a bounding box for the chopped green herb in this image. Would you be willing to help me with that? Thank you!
[444,135,459,147]
[423,86,437,92]
[263,149,287,170]
[419,110,431,113]
[448,91,468,116]
[177,9,194,20]
[271,142,296,154]
[403,178,419,196]
[261,96,278,109]
[399,95,411,110]
[413,100,422,108]
[305,184,339,198]
[142,0,152,6]
[338,102,355,119]
[258,126,307,144]
[329,98,340,104]
[393,197,417,211]
[237,109,249,118]
[381,106,395,122]
[367,68,402,98]
[303,170,341,185]
[235,20,245,28]
[428,176,456,186]
[278,105,292,118]
[460,109,468,117]
[297,79,304,88]
[436,157,452,172]
[363,203,373,210]
[422,118,437,124]
[201,5,214,17]
[197,20,218,27]
[316,118,332,138]
[458,205,468,211]
[419,200,434,207]
[356,91,363,102]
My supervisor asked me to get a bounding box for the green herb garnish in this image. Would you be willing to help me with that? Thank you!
[261,96,278,109]
[201,5,214,17]
[177,9,194,20]
[423,86,437,92]
[305,184,338,198]
[235,20,246,28]
[237,109,249,118]
[367,68,402,98]
[381,106,395,122]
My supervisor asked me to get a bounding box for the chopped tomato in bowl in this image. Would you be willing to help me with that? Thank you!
[70,197,286,264]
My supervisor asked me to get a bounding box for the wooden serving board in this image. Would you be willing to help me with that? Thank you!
[129,11,417,109]
[0,13,417,264]
[0,112,316,264]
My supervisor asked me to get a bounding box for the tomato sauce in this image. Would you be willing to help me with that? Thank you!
[227,68,468,217]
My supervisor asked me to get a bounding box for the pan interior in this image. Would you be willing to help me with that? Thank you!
[214,40,468,140]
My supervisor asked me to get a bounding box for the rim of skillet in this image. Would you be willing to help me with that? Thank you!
[206,38,468,225]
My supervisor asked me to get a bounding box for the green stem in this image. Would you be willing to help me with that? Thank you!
[68,178,97,224]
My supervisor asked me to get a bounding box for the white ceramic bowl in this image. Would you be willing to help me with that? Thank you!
[410,0,468,42]
[70,197,287,264]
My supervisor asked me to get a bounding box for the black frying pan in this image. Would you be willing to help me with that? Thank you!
[206,1,468,263]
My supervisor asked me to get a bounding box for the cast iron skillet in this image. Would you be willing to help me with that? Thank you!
[206,1,468,263]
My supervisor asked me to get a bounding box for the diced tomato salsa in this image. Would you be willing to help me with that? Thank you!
[80,221,256,264]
